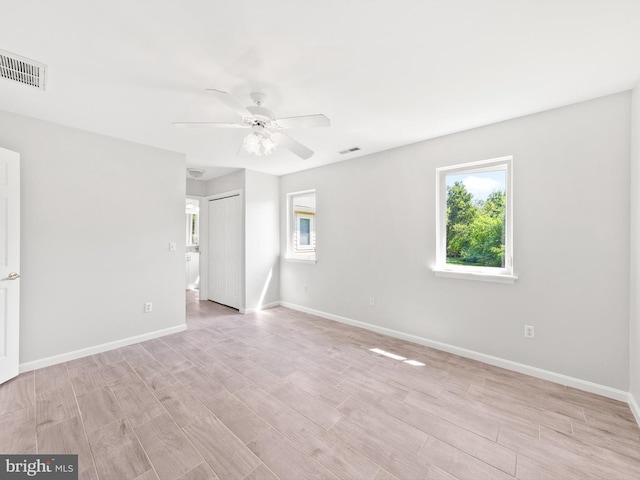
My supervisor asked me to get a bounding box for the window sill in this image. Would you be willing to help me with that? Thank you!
[284,256,317,264]
[432,268,517,284]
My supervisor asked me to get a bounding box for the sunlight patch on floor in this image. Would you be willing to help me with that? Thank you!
[369,348,425,366]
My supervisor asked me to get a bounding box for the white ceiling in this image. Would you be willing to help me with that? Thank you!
[1,0,639,180]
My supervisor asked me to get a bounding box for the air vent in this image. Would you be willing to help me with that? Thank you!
[0,50,46,90]
[339,147,361,154]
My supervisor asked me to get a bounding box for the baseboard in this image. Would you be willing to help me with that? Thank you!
[629,393,640,426]
[19,324,187,373]
[240,301,281,314]
[280,301,630,403]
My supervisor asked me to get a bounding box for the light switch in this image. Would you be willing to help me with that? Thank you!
[169,242,177,251]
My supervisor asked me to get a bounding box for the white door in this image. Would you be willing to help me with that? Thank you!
[208,195,241,309]
[0,147,20,384]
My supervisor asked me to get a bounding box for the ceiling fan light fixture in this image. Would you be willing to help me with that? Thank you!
[243,130,277,156]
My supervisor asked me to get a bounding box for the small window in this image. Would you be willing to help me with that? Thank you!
[435,157,515,282]
[287,190,316,261]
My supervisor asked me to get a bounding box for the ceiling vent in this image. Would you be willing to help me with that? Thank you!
[339,147,361,154]
[0,50,46,90]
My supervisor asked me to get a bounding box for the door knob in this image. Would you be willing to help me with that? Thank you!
[7,272,20,280]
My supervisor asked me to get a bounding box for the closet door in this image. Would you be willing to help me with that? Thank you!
[208,194,241,309]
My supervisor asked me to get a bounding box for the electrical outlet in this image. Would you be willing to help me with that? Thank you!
[524,325,535,339]
[369,296,375,306]
[144,302,153,313]
[169,242,176,251]
[303,285,308,293]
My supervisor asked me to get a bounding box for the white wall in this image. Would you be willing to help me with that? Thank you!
[245,170,280,312]
[205,170,244,196]
[631,83,640,413]
[0,110,186,366]
[281,92,631,390]
[186,178,206,196]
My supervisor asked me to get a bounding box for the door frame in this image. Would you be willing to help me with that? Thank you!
[199,189,244,310]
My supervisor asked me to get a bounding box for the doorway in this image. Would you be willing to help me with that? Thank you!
[185,198,200,290]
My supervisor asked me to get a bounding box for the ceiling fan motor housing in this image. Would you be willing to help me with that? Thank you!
[246,105,276,127]
[247,105,275,120]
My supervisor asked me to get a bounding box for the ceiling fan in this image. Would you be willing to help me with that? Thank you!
[174,89,330,160]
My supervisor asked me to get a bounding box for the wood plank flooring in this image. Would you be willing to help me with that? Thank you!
[1,290,639,479]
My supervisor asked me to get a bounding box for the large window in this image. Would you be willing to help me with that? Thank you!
[435,157,515,282]
[287,190,316,261]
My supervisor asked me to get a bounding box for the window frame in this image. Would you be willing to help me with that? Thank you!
[433,156,516,284]
[286,189,317,263]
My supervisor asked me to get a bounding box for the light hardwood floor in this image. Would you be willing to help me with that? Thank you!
[1,291,639,479]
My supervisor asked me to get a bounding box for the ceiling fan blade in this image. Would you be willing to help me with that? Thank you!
[205,89,253,118]
[272,132,314,160]
[275,114,330,129]
[173,122,248,128]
